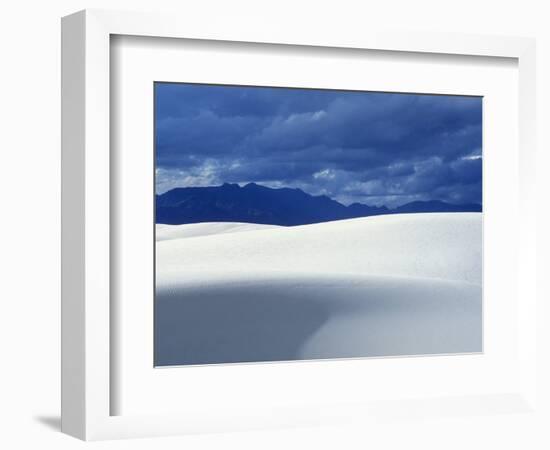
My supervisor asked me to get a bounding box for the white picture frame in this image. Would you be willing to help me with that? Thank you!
[61,9,537,441]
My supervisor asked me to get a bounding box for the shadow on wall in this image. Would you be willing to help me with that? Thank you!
[34,416,61,431]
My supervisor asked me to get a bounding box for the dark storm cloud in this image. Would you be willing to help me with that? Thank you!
[155,83,482,207]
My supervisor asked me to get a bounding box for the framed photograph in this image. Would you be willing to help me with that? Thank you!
[153,82,484,367]
[61,9,538,440]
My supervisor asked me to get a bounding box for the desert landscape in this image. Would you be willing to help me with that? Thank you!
[154,83,483,366]
[155,212,482,366]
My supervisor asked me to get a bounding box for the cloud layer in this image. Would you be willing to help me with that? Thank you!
[155,83,482,207]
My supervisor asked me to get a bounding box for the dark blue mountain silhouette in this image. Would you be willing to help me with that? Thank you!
[156,183,481,226]
[393,200,482,214]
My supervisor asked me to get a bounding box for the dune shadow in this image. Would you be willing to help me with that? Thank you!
[154,275,482,366]
[155,283,330,366]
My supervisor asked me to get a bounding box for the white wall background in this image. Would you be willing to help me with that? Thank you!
[0,0,548,448]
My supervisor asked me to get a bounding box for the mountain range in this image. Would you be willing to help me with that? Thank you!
[156,182,482,226]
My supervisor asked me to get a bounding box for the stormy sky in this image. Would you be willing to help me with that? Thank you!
[155,83,482,208]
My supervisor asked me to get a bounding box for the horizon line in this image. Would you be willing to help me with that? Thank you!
[156,181,482,210]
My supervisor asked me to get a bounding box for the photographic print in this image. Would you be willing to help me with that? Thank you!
[154,83,482,367]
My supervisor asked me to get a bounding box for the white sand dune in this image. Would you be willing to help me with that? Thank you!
[155,213,482,366]
[157,213,481,284]
[156,222,280,241]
